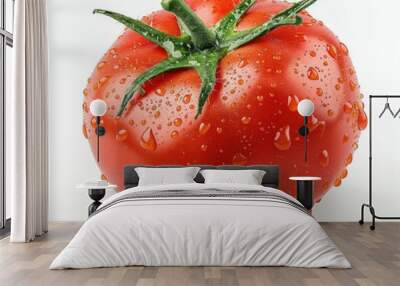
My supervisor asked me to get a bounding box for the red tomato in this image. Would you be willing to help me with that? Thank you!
[82,0,367,202]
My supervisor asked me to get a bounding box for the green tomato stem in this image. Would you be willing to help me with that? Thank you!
[94,0,319,118]
[161,0,216,50]
[214,0,256,38]
[222,0,317,51]
[117,57,194,116]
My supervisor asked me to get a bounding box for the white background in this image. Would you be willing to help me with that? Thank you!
[47,0,400,221]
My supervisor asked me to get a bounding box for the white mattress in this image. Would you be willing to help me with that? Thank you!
[50,183,350,269]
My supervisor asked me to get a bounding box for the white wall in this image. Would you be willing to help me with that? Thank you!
[48,0,400,222]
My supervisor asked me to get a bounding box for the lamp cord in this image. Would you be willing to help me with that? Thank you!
[96,116,100,162]
[304,116,308,162]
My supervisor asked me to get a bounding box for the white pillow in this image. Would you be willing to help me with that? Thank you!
[200,169,266,185]
[135,167,200,186]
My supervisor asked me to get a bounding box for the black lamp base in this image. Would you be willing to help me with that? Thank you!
[296,180,314,210]
[88,188,106,216]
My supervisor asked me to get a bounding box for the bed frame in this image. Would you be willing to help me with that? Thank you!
[124,165,280,190]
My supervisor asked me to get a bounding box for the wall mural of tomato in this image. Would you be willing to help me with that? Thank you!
[82,0,367,202]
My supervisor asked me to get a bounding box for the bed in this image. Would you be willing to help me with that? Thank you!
[50,165,350,269]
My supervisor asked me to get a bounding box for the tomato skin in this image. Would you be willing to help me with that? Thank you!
[83,0,366,201]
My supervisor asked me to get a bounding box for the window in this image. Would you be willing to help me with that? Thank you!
[0,0,14,235]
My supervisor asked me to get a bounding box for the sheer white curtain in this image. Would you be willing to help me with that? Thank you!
[8,0,49,242]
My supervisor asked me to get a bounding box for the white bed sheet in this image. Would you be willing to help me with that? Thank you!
[50,183,350,269]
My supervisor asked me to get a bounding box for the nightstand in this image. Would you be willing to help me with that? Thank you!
[289,177,321,211]
[77,183,117,216]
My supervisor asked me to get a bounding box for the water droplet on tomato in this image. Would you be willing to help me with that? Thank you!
[308,116,319,132]
[335,84,341,91]
[140,128,157,151]
[343,133,349,143]
[238,59,248,68]
[339,42,349,55]
[307,67,319,80]
[101,174,108,181]
[238,78,244,85]
[99,76,109,85]
[334,178,342,187]
[288,95,299,112]
[174,118,183,127]
[274,126,291,151]
[113,64,120,70]
[358,109,368,130]
[82,124,88,139]
[155,88,166,97]
[316,87,324,97]
[170,130,179,139]
[201,144,208,152]
[345,153,353,166]
[128,119,134,126]
[82,102,89,113]
[232,153,248,165]
[216,127,223,134]
[320,150,329,167]
[83,88,89,97]
[183,94,191,104]
[327,44,338,59]
[257,95,264,102]
[97,61,106,69]
[199,122,211,135]
[353,142,359,150]
[341,169,348,179]
[116,129,128,142]
[328,109,334,117]
[349,80,357,91]
[343,102,353,113]
[241,116,251,125]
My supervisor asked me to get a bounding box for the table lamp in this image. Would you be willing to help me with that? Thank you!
[89,99,107,162]
[297,99,315,162]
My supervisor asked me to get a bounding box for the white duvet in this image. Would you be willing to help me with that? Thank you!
[50,183,350,269]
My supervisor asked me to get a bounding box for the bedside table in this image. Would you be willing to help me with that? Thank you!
[289,177,321,211]
[77,183,117,216]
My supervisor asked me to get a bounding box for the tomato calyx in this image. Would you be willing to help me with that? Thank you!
[93,0,317,118]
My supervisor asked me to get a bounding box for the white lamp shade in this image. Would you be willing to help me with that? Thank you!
[90,99,108,116]
[297,99,315,117]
